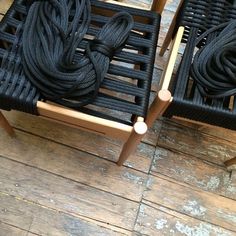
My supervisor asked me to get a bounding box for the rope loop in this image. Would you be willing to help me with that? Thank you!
[89,39,115,60]
[191,20,236,98]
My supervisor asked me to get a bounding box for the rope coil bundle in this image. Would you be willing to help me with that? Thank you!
[22,0,134,107]
[191,20,236,98]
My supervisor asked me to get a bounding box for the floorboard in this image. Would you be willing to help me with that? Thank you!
[0,156,137,232]
[143,175,236,232]
[0,128,148,202]
[0,0,236,235]
[0,193,126,236]
[135,202,235,236]
[0,222,33,236]
[152,146,236,200]
[158,120,236,166]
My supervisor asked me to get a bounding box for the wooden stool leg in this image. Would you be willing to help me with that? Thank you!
[117,118,147,166]
[225,157,236,171]
[159,0,184,56]
[159,17,177,56]
[0,111,15,137]
[145,89,172,128]
[117,90,171,166]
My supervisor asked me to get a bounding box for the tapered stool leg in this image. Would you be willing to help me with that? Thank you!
[117,118,147,166]
[145,89,172,128]
[117,90,171,166]
[159,0,184,56]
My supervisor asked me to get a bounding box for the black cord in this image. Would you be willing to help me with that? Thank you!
[191,20,236,98]
[22,0,134,107]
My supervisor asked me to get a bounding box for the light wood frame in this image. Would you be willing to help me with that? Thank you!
[0,0,169,166]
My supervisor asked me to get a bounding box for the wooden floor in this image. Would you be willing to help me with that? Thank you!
[1,0,236,235]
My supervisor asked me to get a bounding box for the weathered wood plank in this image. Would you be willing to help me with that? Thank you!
[0,222,32,236]
[0,193,128,236]
[134,203,235,236]
[144,175,236,232]
[0,156,139,231]
[171,118,236,145]
[113,0,151,9]
[0,128,147,202]
[164,0,181,12]
[3,110,155,173]
[152,147,236,200]
[144,119,162,146]
[103,0,178,12]
[158,120,236,166]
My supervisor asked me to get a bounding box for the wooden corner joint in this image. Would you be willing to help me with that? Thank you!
[134,117,148,135]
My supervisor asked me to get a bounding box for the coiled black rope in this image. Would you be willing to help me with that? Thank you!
[191,20,236,98]
[22,0,134,107]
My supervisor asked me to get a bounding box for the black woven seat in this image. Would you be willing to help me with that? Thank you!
[164,0,236,130]
[0,0,161,125]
